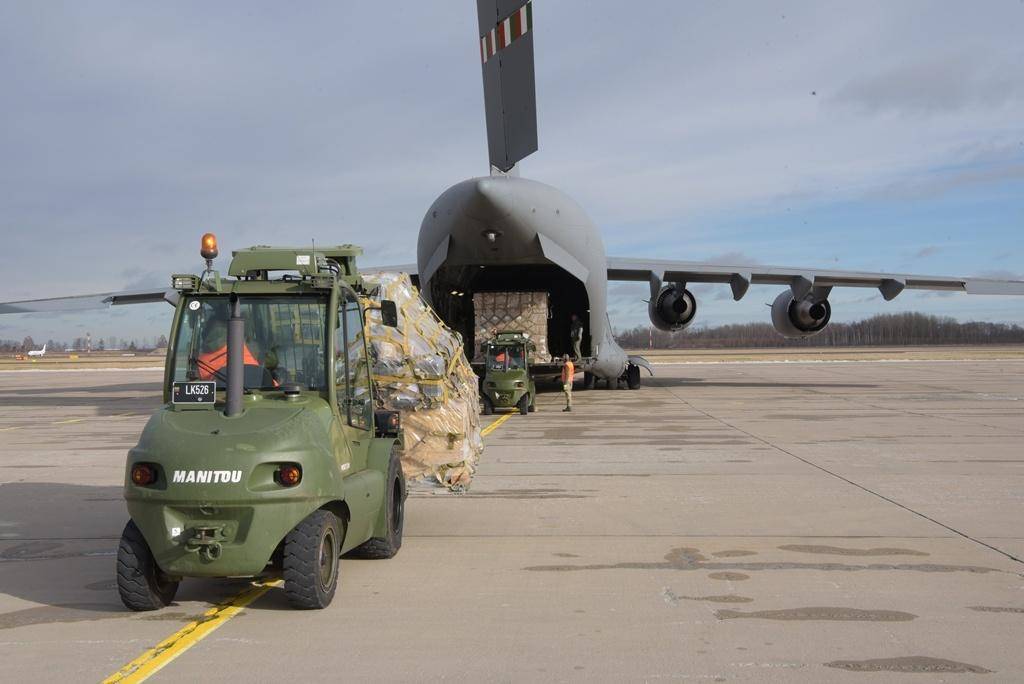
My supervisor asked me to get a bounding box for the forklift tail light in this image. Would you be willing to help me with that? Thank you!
[131,463,158,486]
[276,464,302,487]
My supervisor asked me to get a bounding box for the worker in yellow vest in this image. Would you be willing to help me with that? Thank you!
[560,354,575,412]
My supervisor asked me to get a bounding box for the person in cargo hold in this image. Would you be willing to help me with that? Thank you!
[570,314,583,360]
[561,354,574,412]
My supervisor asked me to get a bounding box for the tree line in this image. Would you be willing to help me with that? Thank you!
[614,312,1024,349]
[0,334,169,353]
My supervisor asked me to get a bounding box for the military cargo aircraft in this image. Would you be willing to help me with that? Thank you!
[2,0,1023,390]
[383,0,1024,388]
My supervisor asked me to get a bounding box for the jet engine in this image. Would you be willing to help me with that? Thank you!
[649,284,697,331]
[771,290,831,338]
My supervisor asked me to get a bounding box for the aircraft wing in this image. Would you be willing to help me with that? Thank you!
[0,288,177,314]
[364,264,418,275]
[606,256,1024,301]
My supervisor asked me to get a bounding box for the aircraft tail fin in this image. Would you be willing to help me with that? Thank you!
[477,0,538,172]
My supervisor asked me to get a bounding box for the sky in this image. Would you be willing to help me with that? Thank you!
[1,1,1022,344]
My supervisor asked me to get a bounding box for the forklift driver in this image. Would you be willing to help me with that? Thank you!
[195,318,271,386]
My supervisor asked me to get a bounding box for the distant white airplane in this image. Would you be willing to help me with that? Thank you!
[27,343,47,357]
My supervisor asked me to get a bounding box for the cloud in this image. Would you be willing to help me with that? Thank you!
[914,246,941,259]
[975,269,1024,281]
[828,54,1024,115]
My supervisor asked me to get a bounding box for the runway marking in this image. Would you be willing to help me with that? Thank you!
[481,413,513,437]
[102,579,282,684]
[52,418,85,425]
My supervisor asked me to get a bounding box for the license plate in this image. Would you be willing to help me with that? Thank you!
[172,381,216,404]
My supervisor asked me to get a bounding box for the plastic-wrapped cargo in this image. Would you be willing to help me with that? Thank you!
[472,291,551,362]
[362,272,483,491]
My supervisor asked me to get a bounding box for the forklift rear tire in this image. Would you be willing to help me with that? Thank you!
[347,450,406,560]
[283,510,343,609]
[528,396,536,413]
[518,394,530,415]
[482,395,494,415]
[117,520,179,611]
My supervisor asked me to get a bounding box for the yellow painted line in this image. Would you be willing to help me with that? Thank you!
[53,418,86,425]
[481,413,513,437]
[0,426,19,432]
[103,579,282,684]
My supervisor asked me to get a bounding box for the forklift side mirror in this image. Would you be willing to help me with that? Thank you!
[380,300,398,327]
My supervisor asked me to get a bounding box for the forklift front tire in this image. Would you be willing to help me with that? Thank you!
[348,451,405,560]
[117,520,179,611]
[283,510,343,609]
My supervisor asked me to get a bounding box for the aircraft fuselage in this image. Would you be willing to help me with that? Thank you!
[417,175,628,380]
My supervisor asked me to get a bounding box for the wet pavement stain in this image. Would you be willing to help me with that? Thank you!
[138,611,204,622]
[0,465,57,469]
[460,488,590,500]
[968,606,1024,614]
[84,580,117,591]
[523,546,1000,575]
[964,459,1022,463]
[0,541,115,562]
[778,544,929,557]
[663,588,753,605]
[708,572,750,581]
[712,550,757,558]
[824,656,992,673]
[716,607,916,622]
[0,603,123,630]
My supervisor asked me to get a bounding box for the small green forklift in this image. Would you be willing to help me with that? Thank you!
[118,235,406,611]
[480,331,536,416]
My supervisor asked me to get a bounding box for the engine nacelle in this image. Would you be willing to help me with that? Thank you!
[771,290,831,338]
[649,284,697,331]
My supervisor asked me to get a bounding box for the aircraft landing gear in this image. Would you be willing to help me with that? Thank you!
[626,364,641,390]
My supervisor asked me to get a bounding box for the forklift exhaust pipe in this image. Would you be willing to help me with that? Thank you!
[225,294,244,417]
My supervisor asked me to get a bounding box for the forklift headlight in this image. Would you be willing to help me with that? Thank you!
[172,274,199,291]
[515,381,525,388]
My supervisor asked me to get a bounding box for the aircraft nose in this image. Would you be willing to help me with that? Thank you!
[464,177,535,244]
[470,177,513,217]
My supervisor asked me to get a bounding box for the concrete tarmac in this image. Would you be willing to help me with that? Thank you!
[0,360,1022,681]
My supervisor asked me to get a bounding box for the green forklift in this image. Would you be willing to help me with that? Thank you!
[117,235,407,611]
[480,331,536,416]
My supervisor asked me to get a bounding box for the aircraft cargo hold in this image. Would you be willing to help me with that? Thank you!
[472,291,551,362]
[363,272,483,491]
